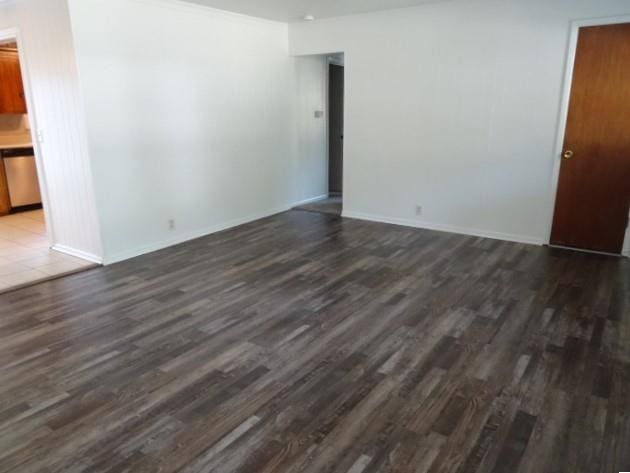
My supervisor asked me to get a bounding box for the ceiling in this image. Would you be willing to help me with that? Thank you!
[179,0,446,22]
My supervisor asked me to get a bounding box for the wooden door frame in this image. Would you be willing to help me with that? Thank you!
[0,27,54,248]
[547,15,630,256]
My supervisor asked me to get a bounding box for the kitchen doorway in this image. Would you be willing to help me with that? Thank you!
[0,37,95,293]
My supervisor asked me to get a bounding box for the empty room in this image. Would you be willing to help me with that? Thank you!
[0,0,629,472]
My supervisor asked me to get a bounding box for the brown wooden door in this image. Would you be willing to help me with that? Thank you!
[329,64,344,195]
[0,50,27,114]
[551,23,630,254]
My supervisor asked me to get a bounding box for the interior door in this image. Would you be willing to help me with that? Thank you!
[550,23,630,254]
[329,64,344,195]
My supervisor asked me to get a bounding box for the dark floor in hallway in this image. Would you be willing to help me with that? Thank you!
[293,195,342,216]
[0,210,629,473]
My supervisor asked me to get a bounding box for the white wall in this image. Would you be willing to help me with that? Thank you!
[67,0,327,263]
[292,55,328,204]
[0,0,103,262]
[289,0,630,245]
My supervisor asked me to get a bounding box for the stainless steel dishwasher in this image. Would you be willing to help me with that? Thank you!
[1,147,42,209]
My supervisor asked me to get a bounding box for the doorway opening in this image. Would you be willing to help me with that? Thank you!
[0,36,94,293]
[549,21,630,256]
[326,54,344,215]
[293,53,344,217]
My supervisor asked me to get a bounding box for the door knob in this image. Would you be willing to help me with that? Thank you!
[563,150,574,160]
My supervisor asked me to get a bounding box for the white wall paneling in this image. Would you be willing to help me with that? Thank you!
[291,54,329,205]
[7,0,627,262]
[68,0,328,263]
[289,0,630,248]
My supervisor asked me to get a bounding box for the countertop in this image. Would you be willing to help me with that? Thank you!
[0,143,33,150]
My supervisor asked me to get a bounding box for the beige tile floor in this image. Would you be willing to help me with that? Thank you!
[0,210,96,293]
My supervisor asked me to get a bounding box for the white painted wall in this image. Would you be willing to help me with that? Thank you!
[67,0,327,263]
[291,55,328,204]
[7,0,622,262]
[0,0,103,262]
[289,0,630,245]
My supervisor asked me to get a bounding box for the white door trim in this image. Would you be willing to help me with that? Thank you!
[546,15,630,252]
[0,26,56,249]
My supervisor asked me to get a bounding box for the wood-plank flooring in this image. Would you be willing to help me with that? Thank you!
[293,196,342,216]
[0,210,629,473]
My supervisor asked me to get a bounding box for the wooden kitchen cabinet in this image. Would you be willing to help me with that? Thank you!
[0,50,27,114]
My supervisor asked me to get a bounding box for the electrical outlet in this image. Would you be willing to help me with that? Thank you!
[168,219,176,231]
[415,205,423,217]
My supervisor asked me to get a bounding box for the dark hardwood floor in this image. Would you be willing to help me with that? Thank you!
[293,196,343,217]
[0,210,629,473]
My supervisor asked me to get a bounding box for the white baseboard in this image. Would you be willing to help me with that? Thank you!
[291,194,329,207]
[104,195,328,265]
[341,211,545,246]
[52,244,103,264]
